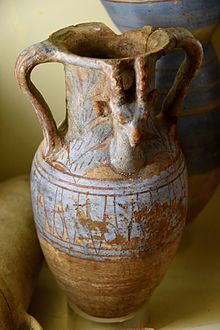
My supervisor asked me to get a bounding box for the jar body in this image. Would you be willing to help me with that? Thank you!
[31,146,187,318]
[15,22,203,320]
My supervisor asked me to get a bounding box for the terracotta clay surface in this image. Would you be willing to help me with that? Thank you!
[0,176,43,330]
[40,236,181,318]
[15,23,202,320]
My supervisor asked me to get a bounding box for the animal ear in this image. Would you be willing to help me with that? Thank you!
[93,100,111,117]
[147,89,158,107]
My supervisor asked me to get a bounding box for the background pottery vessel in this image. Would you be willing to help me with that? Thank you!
[0,176,42,330]
[15,23,202,321]
[101,0,220,221]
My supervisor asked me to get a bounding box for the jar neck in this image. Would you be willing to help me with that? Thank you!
[64,64,108,139]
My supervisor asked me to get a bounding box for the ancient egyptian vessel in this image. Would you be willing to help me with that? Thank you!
[15,23,202,321]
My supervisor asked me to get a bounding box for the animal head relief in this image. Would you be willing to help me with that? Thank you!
[107,86,159,173]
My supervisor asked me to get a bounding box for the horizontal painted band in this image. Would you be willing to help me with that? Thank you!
[34,149,185,196]
[102,0,220,30]
[103,0,178,3]
[38,228,183,261]
[103,0,218,4]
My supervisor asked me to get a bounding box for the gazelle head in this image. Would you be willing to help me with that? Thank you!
[110,89,158,148]
[93,57,158,173]
[93,89,158,174]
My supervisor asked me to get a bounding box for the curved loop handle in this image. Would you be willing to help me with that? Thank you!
[150,27,203,120]
[15,40,62,158]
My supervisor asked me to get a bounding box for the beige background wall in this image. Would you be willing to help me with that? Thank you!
[0,0,219,181]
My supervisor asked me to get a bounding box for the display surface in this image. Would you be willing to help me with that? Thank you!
[101,0,220,221]
[15,23,202,321]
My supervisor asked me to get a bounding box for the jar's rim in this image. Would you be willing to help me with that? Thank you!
[47,22,170,67]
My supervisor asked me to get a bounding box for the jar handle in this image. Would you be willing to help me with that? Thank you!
[15,40,62,158]
[149,27,203,120]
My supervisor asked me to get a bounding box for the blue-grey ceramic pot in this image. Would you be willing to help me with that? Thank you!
[101,0,220,221]
[15,23,203,321]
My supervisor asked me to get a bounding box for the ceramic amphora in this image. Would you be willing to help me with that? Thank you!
[101,0,220,221]
[15,23,202,321]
